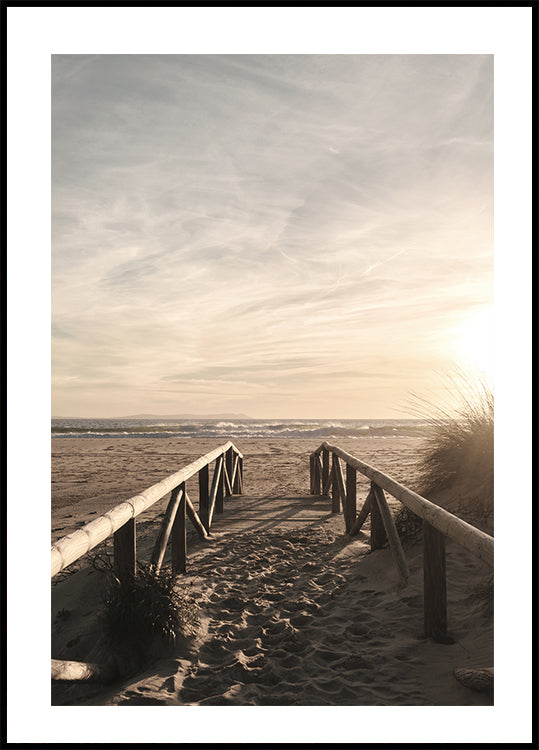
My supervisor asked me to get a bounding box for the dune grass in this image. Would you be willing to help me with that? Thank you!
[100,562,199,674]
[415,370,494,500]
[396,369,494,539]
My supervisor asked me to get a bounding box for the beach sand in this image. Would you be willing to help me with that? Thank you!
[51,437,493,706]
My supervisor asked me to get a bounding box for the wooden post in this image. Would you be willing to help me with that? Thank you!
[113,518,136,582]
[371,483,409,583]
[348,491,372,536]
[423,521,449,642]
[322,449,330,496]
[199,464,210,533]
[171,483,186,574]
[313,454,322,495]
[225,447,234,496]
[345,465,357,533]
[331,454,340,513]
[333,456,347,516]
[233,455,242,494]
[370,481,387,550]
[310,454,315,495]
[185,492,210,539]
[216,458,225,514]
[237,456,243,494]
[151,486,184,573]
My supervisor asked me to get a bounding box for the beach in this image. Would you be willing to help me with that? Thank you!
[51,436,493,707]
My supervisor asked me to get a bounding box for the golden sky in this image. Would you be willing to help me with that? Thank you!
[51,53,493,418]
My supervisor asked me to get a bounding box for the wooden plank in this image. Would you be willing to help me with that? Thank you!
[215,458,225,514]
[171,483,187,574]
[313,454,322,495]
[322,449,330,496]
[150,486,183,573]
[371,483,409,583]
[370,481,387,550]
[348,491,372,536]
[233,455,242,494]
[315,441,493,567]
[51,440,241,577]
[237,456,244,494]
[198,464,210,533]
[231,454,238,487]
[423,521,449,642]
[208,456,223,527]
[331,454,340,513]
[185,491,209,539]
[222,459,233,496]
[322,464,333,497]
[225,447,234,496]
[333,456,347,515]
[345,465,357,534]
[113,517,136,581]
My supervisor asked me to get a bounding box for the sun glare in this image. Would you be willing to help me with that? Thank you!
[455,307,494,380]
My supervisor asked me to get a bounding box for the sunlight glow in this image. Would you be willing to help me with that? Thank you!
[455,306,494,380]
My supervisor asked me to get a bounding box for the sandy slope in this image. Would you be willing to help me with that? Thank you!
[51,437,493,706]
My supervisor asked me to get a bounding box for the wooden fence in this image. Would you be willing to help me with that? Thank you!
[310,441,493,643]
[51,441,243,582]
[52,441,243,681]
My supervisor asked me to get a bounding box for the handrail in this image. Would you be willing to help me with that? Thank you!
[311,441,494,643]
[51,441,243,578]
[314,441,493,567]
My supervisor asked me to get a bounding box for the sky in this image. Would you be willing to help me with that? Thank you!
[52,54,493,419]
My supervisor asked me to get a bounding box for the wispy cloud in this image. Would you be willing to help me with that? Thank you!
[52,54,493,417]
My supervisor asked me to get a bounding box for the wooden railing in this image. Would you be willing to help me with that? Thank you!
[51,441,243,581]
[310,441,494,643]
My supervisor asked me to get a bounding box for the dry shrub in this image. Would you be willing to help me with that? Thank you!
[100,563,199,675]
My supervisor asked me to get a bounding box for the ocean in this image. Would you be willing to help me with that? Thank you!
[51,418,430,440]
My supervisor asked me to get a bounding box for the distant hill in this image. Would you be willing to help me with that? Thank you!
[52,413,251,420]
[118,413,251,420]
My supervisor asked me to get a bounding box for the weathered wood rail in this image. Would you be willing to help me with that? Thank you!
[51,442,243,681]
[51,441,243,580]
[310,441,494,643]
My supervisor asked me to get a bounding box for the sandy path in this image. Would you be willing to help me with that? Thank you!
[51,438,493,707]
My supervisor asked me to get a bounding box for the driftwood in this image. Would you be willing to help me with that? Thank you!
[51,658,113,682]
[454,667,494,694]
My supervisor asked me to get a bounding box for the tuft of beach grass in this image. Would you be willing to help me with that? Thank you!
[397,368,494,537]
[100,563,199,675]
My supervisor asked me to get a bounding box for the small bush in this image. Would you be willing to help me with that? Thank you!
[101,563,198,674]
